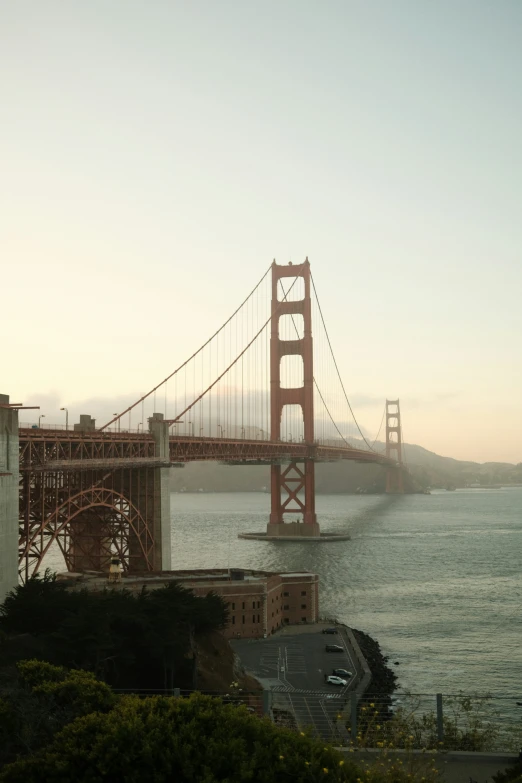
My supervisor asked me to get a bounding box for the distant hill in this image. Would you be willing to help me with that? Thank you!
[169,439,522,494]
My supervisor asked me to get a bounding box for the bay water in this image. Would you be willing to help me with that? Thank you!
[170,488,522,699]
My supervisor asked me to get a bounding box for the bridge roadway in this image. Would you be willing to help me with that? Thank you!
[18,428,394,471]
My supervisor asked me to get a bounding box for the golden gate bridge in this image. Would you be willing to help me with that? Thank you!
[12,259,406,579]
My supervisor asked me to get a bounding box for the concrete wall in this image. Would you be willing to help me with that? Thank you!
[149,414,172,571]
[0,396,19,603]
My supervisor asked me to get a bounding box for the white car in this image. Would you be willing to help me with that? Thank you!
[325,675,347,686]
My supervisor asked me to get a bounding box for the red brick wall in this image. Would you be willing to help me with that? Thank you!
[280,574,319,626]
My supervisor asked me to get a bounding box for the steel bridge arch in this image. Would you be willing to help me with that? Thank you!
[20,487,154,578]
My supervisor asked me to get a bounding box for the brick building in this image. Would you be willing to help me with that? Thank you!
[58,568,319,639]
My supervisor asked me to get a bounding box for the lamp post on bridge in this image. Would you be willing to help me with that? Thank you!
[38,414,45,428]
[113,414,120,433]
[60,407,68,431]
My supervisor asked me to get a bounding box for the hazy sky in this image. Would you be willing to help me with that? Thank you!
[2,1,521,463]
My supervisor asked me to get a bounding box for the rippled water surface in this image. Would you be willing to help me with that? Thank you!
[170,488,522,696]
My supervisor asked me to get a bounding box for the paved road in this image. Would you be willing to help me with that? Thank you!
[232,625,360,738]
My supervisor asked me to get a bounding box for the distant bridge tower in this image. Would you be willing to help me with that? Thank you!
[268,259,320,537]
[385,399,404,494]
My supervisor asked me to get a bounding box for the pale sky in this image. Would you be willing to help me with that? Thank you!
[2,1,521,463]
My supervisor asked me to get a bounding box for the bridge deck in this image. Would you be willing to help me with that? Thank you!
[18,428,393,469]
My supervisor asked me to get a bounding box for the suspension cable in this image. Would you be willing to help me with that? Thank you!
[167,276,300,428]
[310,273,374,451]
[277,279,354,450]
[98,264,272,431]
[370,403,386,451]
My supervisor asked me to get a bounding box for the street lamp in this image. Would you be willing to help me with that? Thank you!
[137,422,142,433]
[38,414,45,428]
[188,420,194,437]
[60,407,68,430]
[113,414,120,433]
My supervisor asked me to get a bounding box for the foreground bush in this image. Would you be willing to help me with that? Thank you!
[0,660,115,767]
[0,691,425,783]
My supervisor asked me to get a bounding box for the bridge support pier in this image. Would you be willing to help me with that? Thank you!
[0,395,20,601]
[147,413,172,571]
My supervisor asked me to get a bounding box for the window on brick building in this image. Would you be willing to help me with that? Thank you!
[242,616,245,624]
[271,612,274,617]
[252,602,255,609]
[232,616,235,625]
[283,592,289,597]
[284,617,289,624]
[301,617,307,622]
[242,602,245,610]
[283,604,289,610]
[232,603,235,610]
[301,591,306,596]
[257,614,260,623]
[301,604,306,609]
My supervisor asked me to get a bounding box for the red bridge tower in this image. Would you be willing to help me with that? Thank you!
[385,399,404,493]
[268,260,320,537]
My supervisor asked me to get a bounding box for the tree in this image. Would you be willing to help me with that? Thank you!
[0,574,228,691]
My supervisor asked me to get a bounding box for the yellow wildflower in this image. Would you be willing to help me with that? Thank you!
[279,755,284,760]
[339,760,344,766]
[323,769,329,774]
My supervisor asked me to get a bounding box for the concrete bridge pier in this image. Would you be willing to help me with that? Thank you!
[0,395,20,601]
[147,413,172,572]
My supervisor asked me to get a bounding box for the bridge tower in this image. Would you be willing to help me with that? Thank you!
[268,259,320,537]
[385,399,404,494]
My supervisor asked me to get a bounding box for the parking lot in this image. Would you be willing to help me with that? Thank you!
[232,624,360,737]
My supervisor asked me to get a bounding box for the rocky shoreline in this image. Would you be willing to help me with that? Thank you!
[351,627,398,699]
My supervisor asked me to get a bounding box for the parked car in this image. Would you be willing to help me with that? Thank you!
[325,675,347,686]
[322,627,338,635]
[325,644,344,653]
[332,668,353,677]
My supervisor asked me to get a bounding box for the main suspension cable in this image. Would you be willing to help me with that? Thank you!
[168,276,299,429]
[277,279,354,450]
[99,264,272,431]
[310,273,374,451]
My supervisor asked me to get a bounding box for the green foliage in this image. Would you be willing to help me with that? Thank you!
[357,693,511,752]
[0,660,116,767]
[0,573,228,691]
[0,691,420,783]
